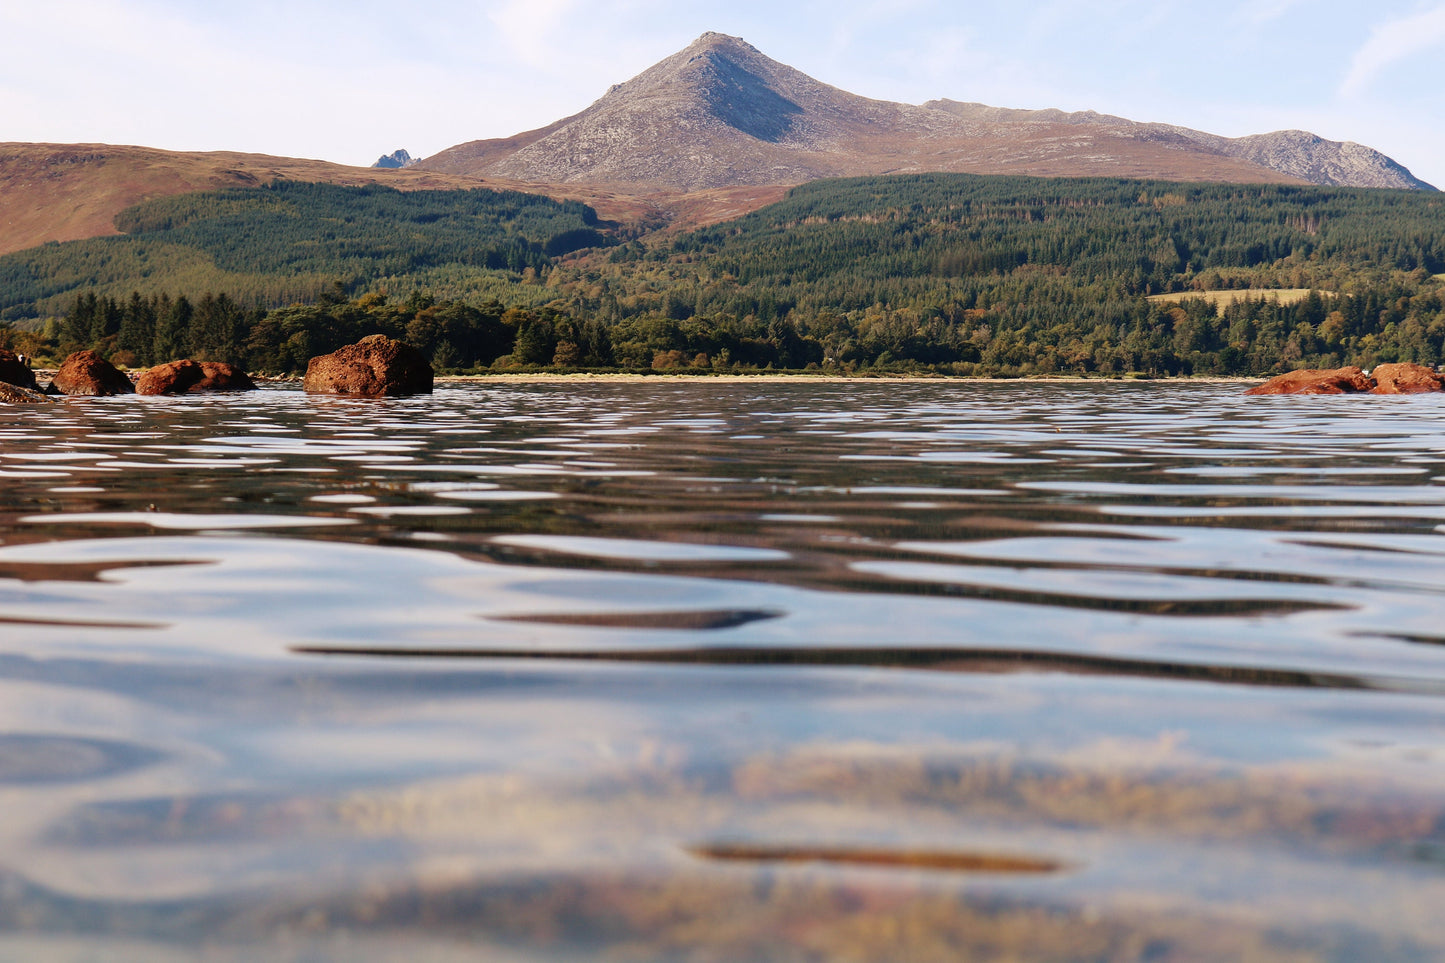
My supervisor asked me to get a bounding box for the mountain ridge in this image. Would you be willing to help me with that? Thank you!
[420,32,1432,193]
[923,100,1433,190]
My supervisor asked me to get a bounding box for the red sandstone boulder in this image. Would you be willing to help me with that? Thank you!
[302,335,432,397]
[51,350,135,396]
[136,360,257,395]
[0,382,49,405]
[1368,362,1445,394]
[1244,367,1374,395]
[0,349,39,392]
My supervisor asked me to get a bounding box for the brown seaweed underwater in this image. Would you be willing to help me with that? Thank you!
[1,380,1444,961]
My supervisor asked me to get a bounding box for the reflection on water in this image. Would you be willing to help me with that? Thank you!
[2,381,1445,960]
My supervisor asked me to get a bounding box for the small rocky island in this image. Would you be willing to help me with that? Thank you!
[303,335,433,396]
[1245,363,1445,395]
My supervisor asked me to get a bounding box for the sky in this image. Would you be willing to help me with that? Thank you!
[2,0,1443,188]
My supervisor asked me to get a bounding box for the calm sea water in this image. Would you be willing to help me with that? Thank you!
[2,379,1445,962]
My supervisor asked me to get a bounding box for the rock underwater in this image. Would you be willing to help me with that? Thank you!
[51,351,135,397]
[302,335,433,397]
[136,360,257,395]
[0,382,50,404]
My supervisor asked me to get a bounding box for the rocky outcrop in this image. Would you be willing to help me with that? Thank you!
[0,382,49,404]
[372,149,416,169]
[1245,367,1375,395]
[0,349,39,392]
[1208,131,1433,192]
[136,360,256,395]
[302,335,433,397]
[924,103,1434,191]
[1367,362,1445,394]
[51,351,135,396]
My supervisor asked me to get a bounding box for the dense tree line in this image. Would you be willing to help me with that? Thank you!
[7,277,1441,379]
[21,287,829,374]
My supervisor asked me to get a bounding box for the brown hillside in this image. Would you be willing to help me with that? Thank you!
[0,144,680,256]
[417,33,1320,192]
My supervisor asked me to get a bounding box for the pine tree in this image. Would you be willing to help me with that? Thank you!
[153,295,194,362]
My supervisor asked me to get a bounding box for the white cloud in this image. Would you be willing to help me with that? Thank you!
[1340,4,1445,96]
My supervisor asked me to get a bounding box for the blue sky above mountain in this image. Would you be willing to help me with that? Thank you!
[2,0,1441,187]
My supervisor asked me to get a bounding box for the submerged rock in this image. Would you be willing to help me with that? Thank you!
[1368,362,1445,394]
[0,349,39,392]
[1244,367,1374,395]
[51,351,135,397]
[137,360,257,395]
[303,335,433,397]
[0,382,50,404]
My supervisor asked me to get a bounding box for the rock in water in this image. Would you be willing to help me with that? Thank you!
[0,383,49,404]
[51,351,135,396]
[137,360,256,395]
[302,335,433,397]
[0,349,39,392]
[1244,367,1374,395]
[1368,362,1445,394]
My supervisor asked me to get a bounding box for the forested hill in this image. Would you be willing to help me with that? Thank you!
[0,180,611,320]
[644,174,1445,307]
[538,174,1445,375]
[4,173,1445,377]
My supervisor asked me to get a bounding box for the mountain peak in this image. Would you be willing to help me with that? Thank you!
[684,32,770,61]
[416,34,1432,193]
[690,31,750,49]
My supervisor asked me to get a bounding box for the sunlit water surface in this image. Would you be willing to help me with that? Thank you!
[2,380,1445,961]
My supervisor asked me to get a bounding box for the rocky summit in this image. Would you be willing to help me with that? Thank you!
[417,33,1434,193]
[372,149,417,170]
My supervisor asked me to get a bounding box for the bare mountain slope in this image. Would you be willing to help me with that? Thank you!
[924,100,1434,190]
[1192,130,1432,190]
[419,33,1323,192]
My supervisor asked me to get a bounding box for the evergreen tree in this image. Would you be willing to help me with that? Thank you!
[117,292,157,364]
[153,295,194,362]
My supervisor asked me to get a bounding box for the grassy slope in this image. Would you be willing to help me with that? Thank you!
[0,143,792,261]
[0,143,686,257]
